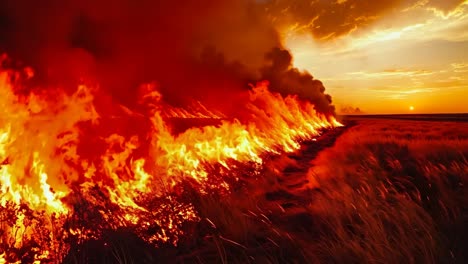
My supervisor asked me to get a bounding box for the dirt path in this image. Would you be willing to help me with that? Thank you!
[260,124,352,214]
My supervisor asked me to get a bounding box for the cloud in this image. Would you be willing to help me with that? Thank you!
[264,0,467,41]
[264,0,401,40]
[425,0,467,17]
[347,69,435,79]
[369,87,441,99]
[451,62,468,72]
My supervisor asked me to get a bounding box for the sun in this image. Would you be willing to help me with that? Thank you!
[409,106,414,111]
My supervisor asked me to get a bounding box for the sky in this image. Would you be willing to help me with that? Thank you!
[282,0,468,114]
[0,0,466,115]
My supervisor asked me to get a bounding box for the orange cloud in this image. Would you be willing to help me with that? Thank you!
[347,69,435,79]
[266,0,400,40]
[425,0,467,15]
[266,0,467,40]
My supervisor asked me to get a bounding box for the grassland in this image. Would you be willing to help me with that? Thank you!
[299,118,468,263]
[63,118,468,263]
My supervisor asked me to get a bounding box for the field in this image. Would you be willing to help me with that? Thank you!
[61,116,468,263]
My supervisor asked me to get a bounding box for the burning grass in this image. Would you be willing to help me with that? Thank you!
[0,59,466,263]
[0,59,340,263]
[162,118,466,264]
[58,118,465,264]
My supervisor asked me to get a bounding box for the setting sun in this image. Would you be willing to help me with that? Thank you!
[409,106,414,111]
[283,0,468,114]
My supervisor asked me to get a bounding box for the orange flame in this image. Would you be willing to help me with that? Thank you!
[0,56,341,261]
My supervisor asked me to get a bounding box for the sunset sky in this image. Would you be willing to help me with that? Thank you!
[0,0,466,114]
[283,0,468,114]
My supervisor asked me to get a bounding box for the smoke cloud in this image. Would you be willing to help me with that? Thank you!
[261,48,334,114]
[1,0,465,116]
[0,1,279,108]
[7,1,456,116]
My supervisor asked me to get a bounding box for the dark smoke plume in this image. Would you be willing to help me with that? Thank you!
[261,48,334,114]
[0,0,339,116]
[1,0,465,116]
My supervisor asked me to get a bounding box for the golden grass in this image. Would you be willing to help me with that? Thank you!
[303,119,468,263]
[161,119,467,263]
[7,119,468,263]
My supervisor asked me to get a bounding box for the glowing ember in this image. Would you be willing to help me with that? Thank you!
[0,56,340,262]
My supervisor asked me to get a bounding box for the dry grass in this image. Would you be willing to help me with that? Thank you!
[180,119,468,263]
[7,118,468,263]
[302,119,468,263]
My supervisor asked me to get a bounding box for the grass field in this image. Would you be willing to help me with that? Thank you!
[62,117,468,263]
[300,118,468,263]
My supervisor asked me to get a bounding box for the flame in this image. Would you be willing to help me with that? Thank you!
[162,101,226,119]
[0,55,341,262]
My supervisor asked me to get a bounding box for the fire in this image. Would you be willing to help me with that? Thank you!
[0,55,341,262]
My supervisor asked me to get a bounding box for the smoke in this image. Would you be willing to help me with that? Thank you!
[340,106,364,115]
[1,0,466,117]
[261,48,334,114]
[3,0,419,116]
